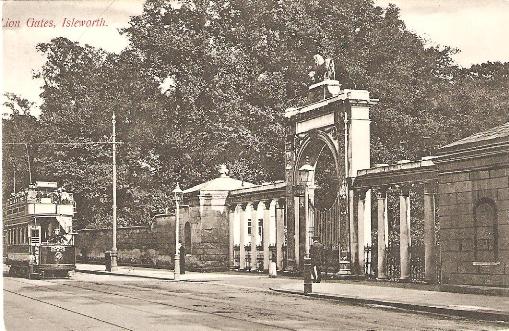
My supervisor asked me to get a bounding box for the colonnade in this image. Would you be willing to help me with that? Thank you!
[228,199,286,271]
[355,181,437,282]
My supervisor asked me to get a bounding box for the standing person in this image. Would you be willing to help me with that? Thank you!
[179,241,186,274]
[310,236,324,283]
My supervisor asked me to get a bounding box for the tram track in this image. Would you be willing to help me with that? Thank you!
[53,279,463,330]
[4,288,133,330]
[6,277,300,331]
[7,276,500,331]
[39,277,440,330]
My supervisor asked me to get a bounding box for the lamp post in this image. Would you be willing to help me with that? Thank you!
[172,183,183,280]
[110,111,118,271]
[299,158,314,294]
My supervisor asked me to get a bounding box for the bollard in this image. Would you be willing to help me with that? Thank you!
[105,251,112,272]
[269,261,277,278]
[303,257,312,294]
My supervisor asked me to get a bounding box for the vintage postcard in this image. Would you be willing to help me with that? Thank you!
[2,1,509,330]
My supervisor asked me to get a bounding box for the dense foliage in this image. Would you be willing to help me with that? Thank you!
[3,0,508,229]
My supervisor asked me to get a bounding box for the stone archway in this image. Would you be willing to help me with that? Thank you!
[294,129,347,269]
[283,83,375,272]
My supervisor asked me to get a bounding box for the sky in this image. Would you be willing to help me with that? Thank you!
[2,0,509,116]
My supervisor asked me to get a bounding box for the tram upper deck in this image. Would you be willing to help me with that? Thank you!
[4,181,75,223]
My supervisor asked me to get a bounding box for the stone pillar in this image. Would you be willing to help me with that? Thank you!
[284,126,296,269]
[263,201,271,271]
[423,182,436,283]
[363,189,372,253]
[276,199,285,270]
[239,204,247,270]
[251,202,258,271]
[228,205,235,269]
[376,187,388,279]
[399,186,411,281]
[349,188,359,274]
[357,188,367,275]
[294,196,300,268]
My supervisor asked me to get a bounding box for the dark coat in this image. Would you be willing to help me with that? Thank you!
[310,241,324,265]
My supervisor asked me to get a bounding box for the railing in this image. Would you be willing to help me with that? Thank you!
[364,244,376,277]
[282,245,288,270]
[363,243,431,283]
[233,245,240,269]
[244,245,251,271]
[256,245,264,270]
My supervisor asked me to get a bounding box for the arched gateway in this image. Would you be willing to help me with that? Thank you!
[284,76,376,273]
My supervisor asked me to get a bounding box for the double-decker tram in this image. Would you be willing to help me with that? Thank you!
[3,181,76,278]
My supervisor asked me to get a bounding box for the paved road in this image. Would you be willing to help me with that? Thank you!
[4,273,508,330]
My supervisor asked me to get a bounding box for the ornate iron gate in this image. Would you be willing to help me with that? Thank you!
[309,194,349,274]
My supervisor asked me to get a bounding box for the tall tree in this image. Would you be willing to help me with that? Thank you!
[2,93,41,198]
[24,0,508,229]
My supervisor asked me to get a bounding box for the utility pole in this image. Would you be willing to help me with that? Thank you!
[25,144,32,184]
[110,111,118,271]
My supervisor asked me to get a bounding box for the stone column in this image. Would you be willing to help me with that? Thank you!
[399,186,411,281]
[357,188,367,275]
[294,196,300,269]
[239,204,247,270]
[276,199,285,270]
[263,201,271,271]
[228,205,235,269]
[423,182,436,283]
[251,202,258,271]
[376,187,388,279]
[349,188,358,274]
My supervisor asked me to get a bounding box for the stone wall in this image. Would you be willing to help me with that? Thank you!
[76,207,231,272]
[76,215,175,268]
[439,167,509,286]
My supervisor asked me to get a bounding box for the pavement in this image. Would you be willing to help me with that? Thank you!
[272,282,509,322]
[75,263,509,322]
[75,263,257,282]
